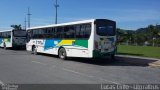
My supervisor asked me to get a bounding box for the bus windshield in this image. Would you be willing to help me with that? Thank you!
[13,30,26,37]
[96,20,116,36]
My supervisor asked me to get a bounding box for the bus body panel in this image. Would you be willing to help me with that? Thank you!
[0,38,2,46]
[27,39,91,58]
[26,19,116,59]
[93,36,117,58]
[0,38,12,48]
[0,29,26,48]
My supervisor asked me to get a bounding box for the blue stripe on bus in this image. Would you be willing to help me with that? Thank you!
[0,38,3,44]
[44,39,62,50]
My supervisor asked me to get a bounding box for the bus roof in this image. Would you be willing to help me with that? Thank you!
[27,19,115,30]
[0,29,26,33]
[0,29,12,33]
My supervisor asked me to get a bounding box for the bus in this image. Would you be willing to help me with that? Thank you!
[26,19,116,59]
[0,29,27,49]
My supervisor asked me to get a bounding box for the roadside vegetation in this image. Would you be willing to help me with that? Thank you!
[116,24,160,59]
[117,24,160,47]
[117,45,160,59]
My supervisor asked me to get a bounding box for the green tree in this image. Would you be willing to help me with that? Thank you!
[117,28,128,45]
[11,24,22,30]
[148,25,159,46]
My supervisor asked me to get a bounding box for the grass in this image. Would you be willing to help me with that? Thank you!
[117,45,160,59]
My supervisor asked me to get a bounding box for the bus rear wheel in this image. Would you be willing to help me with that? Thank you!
[3,43,6,50]
[58,48,67,60]
[111,54,115,60]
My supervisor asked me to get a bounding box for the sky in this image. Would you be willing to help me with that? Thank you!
[0,0,160,30]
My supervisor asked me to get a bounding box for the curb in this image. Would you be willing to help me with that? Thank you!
[149,60,160,68]
[149,63,160,68]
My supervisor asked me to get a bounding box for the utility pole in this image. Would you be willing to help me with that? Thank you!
[27,7,32,27]
[24,16,27,30]
[54,0,59,24]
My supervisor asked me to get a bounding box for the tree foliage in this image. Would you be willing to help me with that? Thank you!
[11,24,22,30]
[117,25,160,46]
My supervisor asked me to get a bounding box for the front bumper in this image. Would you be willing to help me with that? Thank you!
[12,44,26,48]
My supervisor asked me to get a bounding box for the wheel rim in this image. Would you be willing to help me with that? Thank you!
[59,49,66,59]
[4,44,6,49]
[60,51,64,58]
[33,47,37,55]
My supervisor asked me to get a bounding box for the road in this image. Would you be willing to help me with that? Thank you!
[0,48,160,85]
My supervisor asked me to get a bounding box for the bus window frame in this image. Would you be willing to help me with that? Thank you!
[29,23,92,40]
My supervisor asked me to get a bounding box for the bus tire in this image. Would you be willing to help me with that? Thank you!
[111,54,115,60]
[32,46,37,55]
[3,43,6,50]
[58,48,67,60]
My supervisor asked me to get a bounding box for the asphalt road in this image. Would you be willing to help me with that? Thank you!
[0,48,160,85]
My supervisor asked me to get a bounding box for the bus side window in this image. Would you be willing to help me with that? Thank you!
[4,32,7,38]
[0,32,2,38]
[29,30,33,39]
[43,28,47,38]
[54,27,58,38]
[2,32,4,38]
[56,27,63,39]
[7,32,11,38]
[75,25,81,39]
[45,28,49,38]
[69,26,75,38]
[64,26,69,39]
[47,28,54,39]
[85,24,91,38]
[32,30,35,39]
[36,29,39,39]
[0,32,3,38]
[80,25,86,38]
[33,29,39,39]
[64,26,75,39]
[9,32,11,38]
[27,30,32,41]
[39,29,44,39]
[52,28,55,38]
[3,32,6,38]
[44,29,48,39]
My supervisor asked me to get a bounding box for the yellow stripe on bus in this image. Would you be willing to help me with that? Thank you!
[57,40,75,46]
[4,39,9,42]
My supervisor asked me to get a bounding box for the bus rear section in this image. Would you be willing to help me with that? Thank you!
[93,19,116,59]
[0,31,12,48]
[12,30,26,48]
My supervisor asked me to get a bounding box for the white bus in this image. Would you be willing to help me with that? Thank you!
[26,19,116,59]
[0,29,27,49]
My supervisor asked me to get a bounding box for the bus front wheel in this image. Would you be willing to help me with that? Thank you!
[58,48,67,60]
[32,46,37,55]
